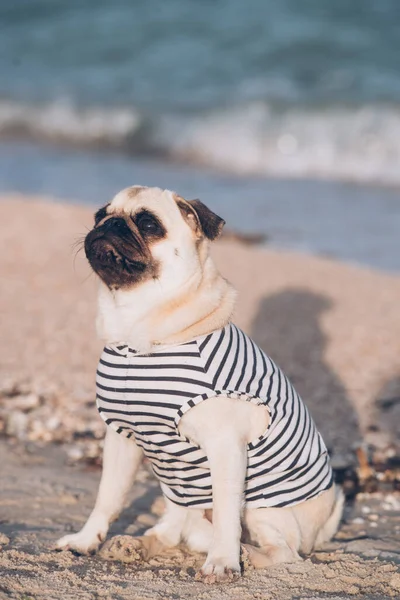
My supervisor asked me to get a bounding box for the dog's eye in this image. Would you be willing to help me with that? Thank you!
[135,212,162,236]
[94,204,110,225]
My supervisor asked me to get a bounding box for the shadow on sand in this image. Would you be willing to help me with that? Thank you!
[250,289,362,462]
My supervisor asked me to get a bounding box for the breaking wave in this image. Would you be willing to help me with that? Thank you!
[1,98,400,185]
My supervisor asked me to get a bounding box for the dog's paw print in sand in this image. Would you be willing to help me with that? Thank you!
[99,533,178,565]
[99,535,148,564]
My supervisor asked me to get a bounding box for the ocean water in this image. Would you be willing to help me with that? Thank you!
[2,139,400,273]
[1,1,400,271]
[1,0,400,184]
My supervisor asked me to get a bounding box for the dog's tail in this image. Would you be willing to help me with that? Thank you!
[314,485,345,548]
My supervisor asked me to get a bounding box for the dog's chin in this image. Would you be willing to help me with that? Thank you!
[85,236,149,289]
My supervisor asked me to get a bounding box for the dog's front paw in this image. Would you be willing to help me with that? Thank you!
[55,531,103,554]
[195,555,241,584]
[55,518,108,554]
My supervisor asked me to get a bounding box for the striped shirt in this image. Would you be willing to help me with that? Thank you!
[96,323,333,508]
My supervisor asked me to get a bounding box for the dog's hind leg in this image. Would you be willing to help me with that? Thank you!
[146,496,213,554]
[243,485,343,568]
[243,507,302,567]
[182,509,213,553]
[314,485,344,549]
[56,427,143,554]
[144,489,189,548]
[290,484,341,553]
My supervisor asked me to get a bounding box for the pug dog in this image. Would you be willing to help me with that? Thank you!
[56,185,343,581]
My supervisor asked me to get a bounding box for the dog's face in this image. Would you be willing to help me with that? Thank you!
[84,186,225,290]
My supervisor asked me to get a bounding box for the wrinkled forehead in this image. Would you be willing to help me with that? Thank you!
[108,186,181,225]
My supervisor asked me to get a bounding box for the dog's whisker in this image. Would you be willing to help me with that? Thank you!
[71,241,86,257]
[79,270,95,285]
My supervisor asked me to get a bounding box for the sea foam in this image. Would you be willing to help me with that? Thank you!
[1,98,400,186]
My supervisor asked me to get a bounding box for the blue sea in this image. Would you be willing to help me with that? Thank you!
[1,0,400,270]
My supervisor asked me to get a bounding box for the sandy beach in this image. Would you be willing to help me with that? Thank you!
[1,196,399,599]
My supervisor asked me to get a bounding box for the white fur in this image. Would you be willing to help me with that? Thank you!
[178,398,265,575]
[56,186,343,579]
[56,427,142,553]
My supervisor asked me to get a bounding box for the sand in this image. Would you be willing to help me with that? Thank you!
[0,196,399,599]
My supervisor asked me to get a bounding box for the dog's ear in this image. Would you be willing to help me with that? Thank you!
[175,196,225,240]
[94,203,110,225]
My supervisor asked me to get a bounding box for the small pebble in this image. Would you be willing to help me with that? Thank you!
[382,495,400,511]
[66,446,84,462]
[5,393,40,412]
[0,533,10,546]
[368,514,379,521]
[46,416,61,430]
[5,411,28,439]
